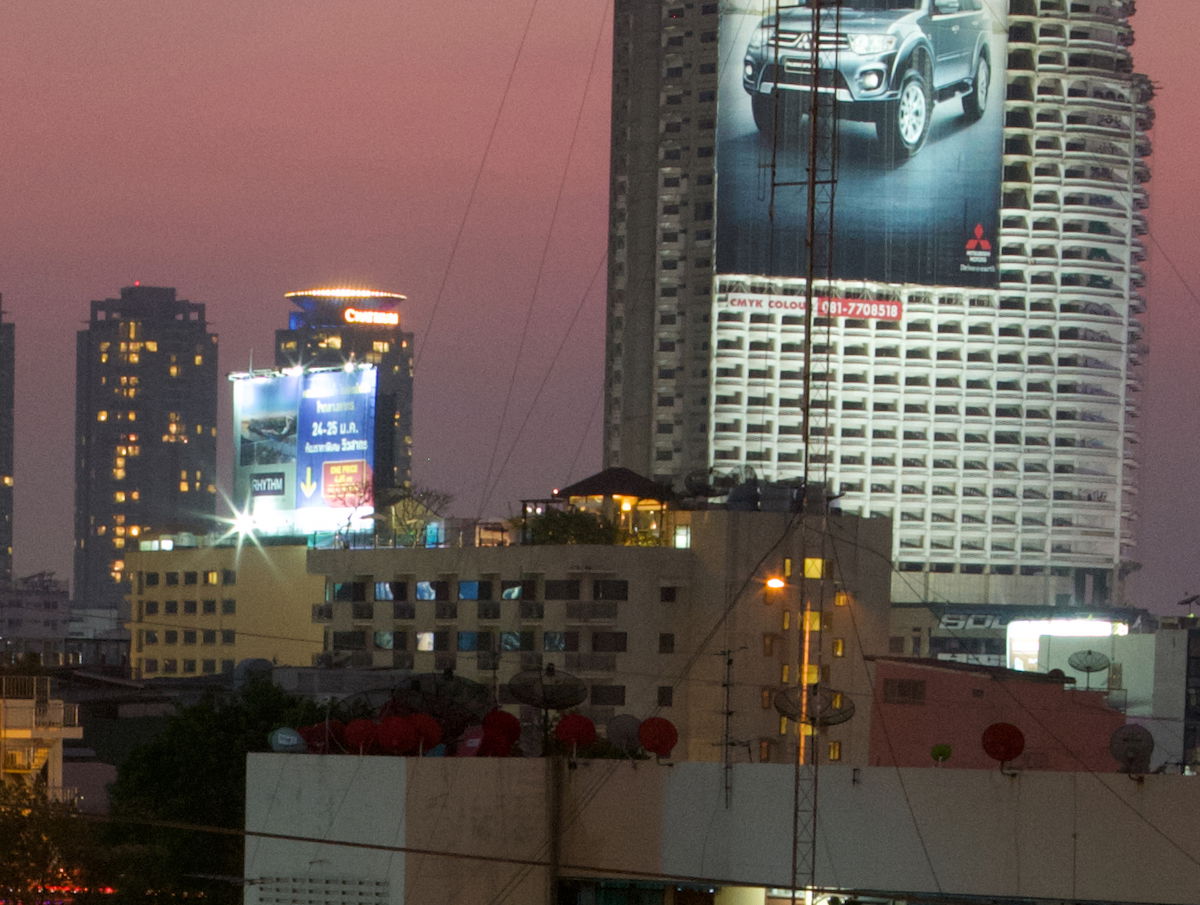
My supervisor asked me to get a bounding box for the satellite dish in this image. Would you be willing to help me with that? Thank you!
[379,672,493,742]
[1109,724,1154,775]
[1068,649,1111,673]
[606,714,642,755]
[930,743,952,764]
[505,664,588,711]
[773,685,856,727]
[268,727,306,753]
[1068,649,1111,690]
[981,722,1025,766]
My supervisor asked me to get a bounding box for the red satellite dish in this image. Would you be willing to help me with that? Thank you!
[377,716,419,755]
[344,718,379,753]
[639,717,679,758]
[555,713,597,748]
[981,722,1025,763]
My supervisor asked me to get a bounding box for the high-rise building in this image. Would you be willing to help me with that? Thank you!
[274,288,414,493]
[74,285,218,609]
[606,0,1151,608]
[0,301,13,585]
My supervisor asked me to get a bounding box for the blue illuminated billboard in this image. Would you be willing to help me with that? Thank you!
[231,366,377,536]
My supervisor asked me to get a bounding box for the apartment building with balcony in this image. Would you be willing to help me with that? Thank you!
[0,675,82,794]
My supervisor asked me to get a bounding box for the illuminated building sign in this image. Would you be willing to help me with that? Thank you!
[343,307,400,326]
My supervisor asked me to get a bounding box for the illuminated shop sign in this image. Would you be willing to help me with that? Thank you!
[343,307,399,326]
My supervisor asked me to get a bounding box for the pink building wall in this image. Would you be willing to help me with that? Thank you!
[868,658,1127,772]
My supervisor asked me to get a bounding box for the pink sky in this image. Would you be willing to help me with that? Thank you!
[0,2,1195,612]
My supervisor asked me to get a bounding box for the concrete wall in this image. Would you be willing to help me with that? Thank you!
[246,754,1200,905]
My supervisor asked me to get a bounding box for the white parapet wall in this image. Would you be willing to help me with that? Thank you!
[246,754,1200,905]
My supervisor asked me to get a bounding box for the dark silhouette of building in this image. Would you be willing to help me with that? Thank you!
[275,288,414,493]
[0,300,13,585]
[74,285,218,609]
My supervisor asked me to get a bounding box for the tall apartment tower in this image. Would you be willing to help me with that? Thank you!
[606,0,1151,608]
[75,285,218,608]
[0,302,13,585]
[274,288,414,493]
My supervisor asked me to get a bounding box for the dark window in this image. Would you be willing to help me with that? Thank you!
[375,581,407,601]
[184,572,198,586]
[392,601,416,620]
[500,631,535,652]
[202,599,216,615]
[660,587,678,603]
[543,631,579,652]
[519,601,545,620]
[332,631,367,651]
[222,599,236,615]
[592,632,628,653]
[221,630,235,645]
[544,580,581,600]
[222,569,237,585]
[145,572,160,587]
[144,601,159,616]
[416,580,450,601]
[659,633,675,654]
[593,580,629,601]
[457,631,493,653]
[352,603,374,620]
[883,678,926,704]
[591,685,626,706]
[657,686,674,707]
[164,601,178,615]
[458,580,493,601]
[183,600,197,615]
[202,630,216,644]
[501,579,537,600]
[477,601,501,620]
[182,630,196,645]
[165,573,179,586]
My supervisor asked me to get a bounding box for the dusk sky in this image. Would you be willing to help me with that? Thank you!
[0,2,1196,613]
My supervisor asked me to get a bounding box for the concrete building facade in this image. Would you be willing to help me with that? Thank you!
[125,537,324,680]
[605,0,1151,609]
[308,508,892,765]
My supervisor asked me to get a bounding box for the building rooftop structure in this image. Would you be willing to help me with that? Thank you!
[0,675,83,798]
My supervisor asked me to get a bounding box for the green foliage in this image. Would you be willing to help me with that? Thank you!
[525,508,620,545]
[106,678,333,904]
[0,778,92,901]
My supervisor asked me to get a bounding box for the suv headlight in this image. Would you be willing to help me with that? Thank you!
[848,33,897,55]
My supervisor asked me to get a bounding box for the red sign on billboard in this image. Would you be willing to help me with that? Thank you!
[322,459,371,507]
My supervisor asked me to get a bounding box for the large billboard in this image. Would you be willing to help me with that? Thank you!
[716,0,1007,288]
[232,366,377,536]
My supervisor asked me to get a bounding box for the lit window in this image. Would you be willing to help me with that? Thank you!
[194,355,203,366]
[803,558,824,579]
[179,481,189,492]
[835,591,850,607]
[169,365,179,377]
[97,411,108,422]
[113,491,126,502]
[780,664,789,683]
[779,716,789,735]
[782,610,791,630]
[828,740,842,761]
[832,638,846,657]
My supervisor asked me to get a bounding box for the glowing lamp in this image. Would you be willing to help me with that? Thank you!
[765,577,786,590]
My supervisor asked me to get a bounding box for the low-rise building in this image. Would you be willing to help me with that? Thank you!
[0,675,82,796]
[125,536,324,679]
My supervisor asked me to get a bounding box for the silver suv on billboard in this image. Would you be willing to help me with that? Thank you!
[742,0,991,160]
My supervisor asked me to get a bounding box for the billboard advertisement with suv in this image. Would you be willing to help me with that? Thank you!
[716,0,1007,288]
[232,365,377,537]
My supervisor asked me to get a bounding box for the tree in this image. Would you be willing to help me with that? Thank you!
[524,508,620,545]
[0,778,93,902]
[375,485,453,547]
[106,679,333,904]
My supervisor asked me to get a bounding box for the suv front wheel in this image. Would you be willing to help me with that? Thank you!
[961,53,989,121]
[876,67,932,162]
